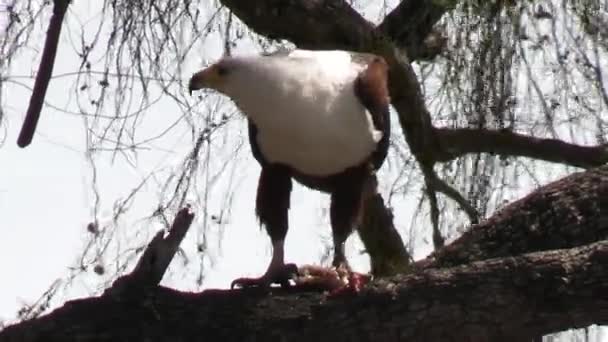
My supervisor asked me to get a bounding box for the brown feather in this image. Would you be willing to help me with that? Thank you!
[354,56,391,169]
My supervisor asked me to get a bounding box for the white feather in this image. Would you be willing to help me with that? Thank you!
[223,49,383,176]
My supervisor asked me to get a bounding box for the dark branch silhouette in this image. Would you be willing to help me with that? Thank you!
[435,127,608,168]
[377,0,449,61]
[17,0,70,148]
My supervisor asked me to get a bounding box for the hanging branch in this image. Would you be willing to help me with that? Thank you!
[17,0,70,148]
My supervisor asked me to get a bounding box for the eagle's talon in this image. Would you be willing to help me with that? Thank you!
[230,277,264,289]
[230,263,299,290]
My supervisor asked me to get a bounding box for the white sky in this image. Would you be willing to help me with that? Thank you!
[0,1,605,340]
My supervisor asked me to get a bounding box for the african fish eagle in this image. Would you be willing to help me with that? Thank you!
[189,49,391,289]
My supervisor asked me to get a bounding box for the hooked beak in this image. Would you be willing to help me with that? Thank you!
[188,67,216,95]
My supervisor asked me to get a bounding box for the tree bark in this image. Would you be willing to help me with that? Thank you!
[420,164,608,269]
[2,241,607,342]
[2,166,608,342]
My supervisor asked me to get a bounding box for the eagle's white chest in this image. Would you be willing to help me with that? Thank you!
[233,52,382,176]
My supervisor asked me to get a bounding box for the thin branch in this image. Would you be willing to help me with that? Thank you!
[433,175,480,224]
[420,162,480,250]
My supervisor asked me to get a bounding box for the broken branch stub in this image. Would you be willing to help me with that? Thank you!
[105,207,195,296]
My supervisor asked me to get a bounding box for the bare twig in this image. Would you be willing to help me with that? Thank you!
[433,176,480,224]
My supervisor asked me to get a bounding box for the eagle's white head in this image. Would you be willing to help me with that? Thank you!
[188,50,366,100]
[189,57,256,97]
[188,50,387,176]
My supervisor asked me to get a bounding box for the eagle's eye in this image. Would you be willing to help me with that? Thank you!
[217,65,229,76]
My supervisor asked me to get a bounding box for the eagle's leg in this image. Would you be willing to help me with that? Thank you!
[231,165,297,289]
[330,168,369,271]
[324,167,377,296]
[330,192,353,272]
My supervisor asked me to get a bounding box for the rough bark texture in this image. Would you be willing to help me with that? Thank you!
[421,165,608,269]
[2,166,607,342]
[2,242,607,342]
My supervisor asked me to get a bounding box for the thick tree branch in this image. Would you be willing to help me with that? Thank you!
[219,0,378,51]
[2,241,608,342]
[421,165,608,269]
[436,127,608,168]
[17,0,69,148]
[377,0,450,61]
